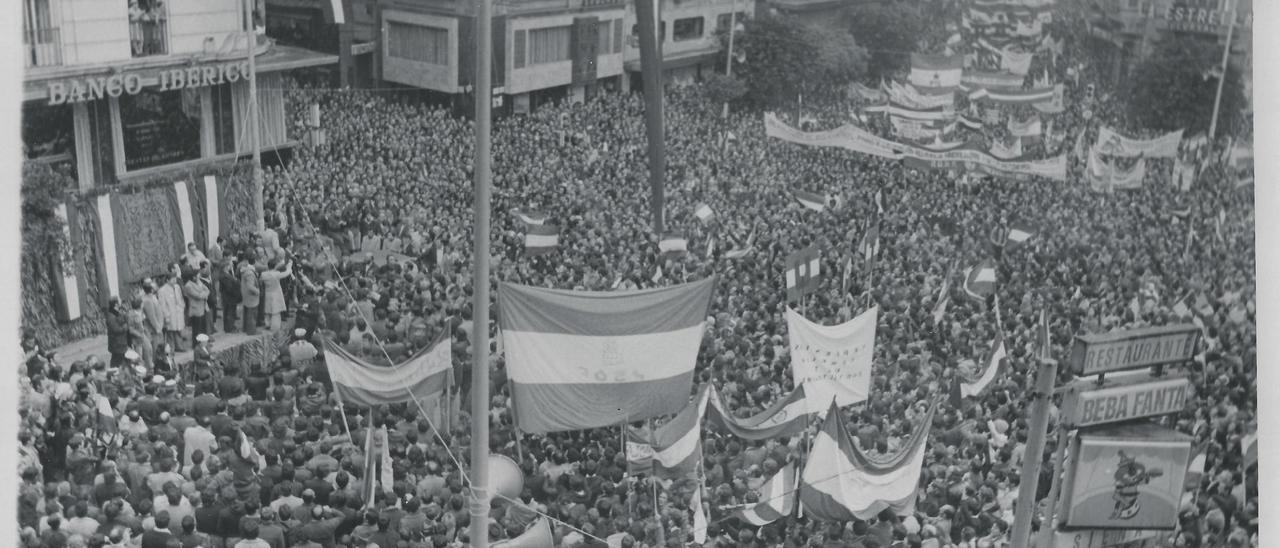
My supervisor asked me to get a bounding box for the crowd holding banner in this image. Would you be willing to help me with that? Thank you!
[16,0,1258,545]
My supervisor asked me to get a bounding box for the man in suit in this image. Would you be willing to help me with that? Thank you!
[221,259,241,333]
[240,253,261,336]
[141,511,176,548]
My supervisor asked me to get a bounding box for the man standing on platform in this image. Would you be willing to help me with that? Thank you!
[142,279,164,357]
[221,258,241,333]
[240,252,261,336]
[184,270,211,350]
[160,271,187,352]
[208,237,225,329]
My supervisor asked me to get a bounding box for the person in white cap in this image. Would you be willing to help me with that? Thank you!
[288,329,318,371]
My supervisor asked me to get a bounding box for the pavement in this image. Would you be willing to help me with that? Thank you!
[50,327,283,366]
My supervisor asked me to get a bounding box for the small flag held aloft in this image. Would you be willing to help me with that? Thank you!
[785,246,822,302]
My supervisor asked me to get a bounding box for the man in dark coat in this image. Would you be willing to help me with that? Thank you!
[221,259,241,333]
[106,297,131,370]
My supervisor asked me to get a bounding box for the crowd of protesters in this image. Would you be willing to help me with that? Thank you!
[17,9,1259,548]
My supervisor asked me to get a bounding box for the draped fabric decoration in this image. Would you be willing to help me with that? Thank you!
[800,399,939,520]
[84,176,228,303]
[705,384,810,441]
[322,334,453,407]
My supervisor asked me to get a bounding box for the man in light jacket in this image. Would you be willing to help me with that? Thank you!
[159,270,187,352]
[183,270,211,350]
[240,253,261,336]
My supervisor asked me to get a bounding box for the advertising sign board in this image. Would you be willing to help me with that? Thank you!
[1069,325,1200,376]
[1054,529,1171,548]
[1063,377,1194,428]
[1061,424,1192,530]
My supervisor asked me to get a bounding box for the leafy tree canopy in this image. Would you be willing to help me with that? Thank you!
[1125,36,1246,137]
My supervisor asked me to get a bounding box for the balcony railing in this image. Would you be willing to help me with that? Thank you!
[130,16,168,57]
[24,27,61,68]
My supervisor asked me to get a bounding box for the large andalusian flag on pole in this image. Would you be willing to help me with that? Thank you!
[800,399,938,520]
[787,307,877,414]
[497,278,717,433]
[322,334,452,407]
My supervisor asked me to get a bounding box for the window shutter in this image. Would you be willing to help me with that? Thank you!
[514,29,526,69]
[613,19,622,53]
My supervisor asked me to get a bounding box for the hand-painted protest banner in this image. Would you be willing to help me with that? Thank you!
[764,113,1067,181]
[1097,127,1184,158]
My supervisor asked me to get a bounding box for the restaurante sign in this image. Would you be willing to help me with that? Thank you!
[48,61,251,106]
[1069,325,1200,376]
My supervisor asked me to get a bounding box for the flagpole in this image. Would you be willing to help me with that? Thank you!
[721,0,738,120]
[1010,356,1059,548]
[243,0,264,232]
[469,0,494,539]
[336,397,355,446]
[653,477,667,546]
[1034,423,1073,548]
[1208,0,1237,139]
[635,0,666,234]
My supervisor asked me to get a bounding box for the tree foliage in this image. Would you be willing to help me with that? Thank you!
[841,1,925,81]
[726,15,868,108]
[1125,36,1246,137]
[701,73,748,105]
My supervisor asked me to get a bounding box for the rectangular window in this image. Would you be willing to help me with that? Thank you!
[118,88,203,172]
[387,21,449,65]
[23,103,74,162]
[613,19,622,52]
[210,83,237,156]
[528,26,570,65]
[513,29,527,69]
[716,12,747,33]
[598,20,612,53]
[673,17,704,41]
[86,100,116,185]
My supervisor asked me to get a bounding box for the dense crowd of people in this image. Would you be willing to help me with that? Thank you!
[17,8,1259,548]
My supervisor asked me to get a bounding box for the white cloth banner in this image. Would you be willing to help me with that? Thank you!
[787,307,877,414]
[1096,127,1184,158]
[764,113,1067,181]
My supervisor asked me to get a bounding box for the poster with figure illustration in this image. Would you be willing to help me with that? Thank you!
[1062,424,1193,530]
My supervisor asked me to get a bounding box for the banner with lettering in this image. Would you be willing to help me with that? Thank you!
[1096,127,1184,158]
[788,307,876,414]
[764,113,1067,181]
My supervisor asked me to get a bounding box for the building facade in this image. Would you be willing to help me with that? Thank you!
[377,0,752,113]
[21,0,336,192]
[1088,0,1252,85]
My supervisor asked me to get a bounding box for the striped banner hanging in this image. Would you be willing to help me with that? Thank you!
[93,194,122,300]
[50,203,87,322]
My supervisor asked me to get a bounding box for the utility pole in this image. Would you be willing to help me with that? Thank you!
[468,0,494,544]
[635,0,665,234]
[1208,0,1238,139]
[1034,422,1074,548]
[244,0,263,233]
[1010,356,1059,548]
[721,0,738,119]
